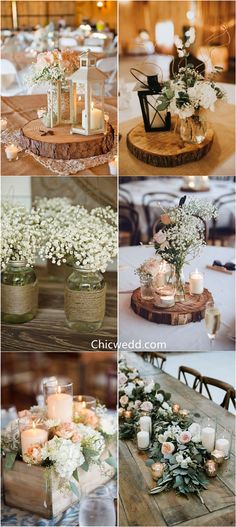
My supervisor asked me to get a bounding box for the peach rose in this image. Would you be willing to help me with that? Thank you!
[160,214,171,225]
[161,442,175,455]
[179,431,192,444]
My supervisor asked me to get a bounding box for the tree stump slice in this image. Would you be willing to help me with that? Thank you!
[180,186,210,193]
[19,119,115,160]
[131,285,213,326]
[127,121,214,167]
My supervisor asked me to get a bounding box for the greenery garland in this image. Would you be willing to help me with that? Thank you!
[119,359,210,500]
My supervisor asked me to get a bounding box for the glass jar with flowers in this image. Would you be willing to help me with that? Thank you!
[155,27,226,144]
[153,196,217,302]
[1,203,40,324]
[38,203,117,333]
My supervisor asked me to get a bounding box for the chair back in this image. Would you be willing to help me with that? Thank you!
[84,37,104,47]
[0,59,18,91]
[178,366,202,391]
[119,187,134,207]
[211,192,236,245]
[142,192,178,240]
[96,57,117,96]
[119,204,140,246]
[59,37,77,49]
[200,376,234,410]
[139,352,166,370]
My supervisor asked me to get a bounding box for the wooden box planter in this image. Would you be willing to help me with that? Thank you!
[3,456,114,519]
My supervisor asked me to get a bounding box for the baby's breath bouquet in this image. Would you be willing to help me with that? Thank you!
[152,196,217,297]
[1,201,42,270]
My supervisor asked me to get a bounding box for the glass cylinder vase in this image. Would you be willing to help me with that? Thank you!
[1,261,38,324]
[180,111,207,144]
[64,265,106,332]
[43,380,73,423]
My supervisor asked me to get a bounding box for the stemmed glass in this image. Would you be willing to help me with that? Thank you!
[205,301,221,347]
[78,485,116,526]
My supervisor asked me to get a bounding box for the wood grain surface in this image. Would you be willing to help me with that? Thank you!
[119,358,235,527]
[1,266,117,352]
[126,121,214,167]
[19,119,115,160]
[131,286,213,325]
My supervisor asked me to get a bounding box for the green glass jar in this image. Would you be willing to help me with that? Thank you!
[64,266,106,332]
[1,261,38,324]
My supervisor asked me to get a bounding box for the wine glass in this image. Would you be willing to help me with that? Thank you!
[205,301,221,346]
[79,485,116,527]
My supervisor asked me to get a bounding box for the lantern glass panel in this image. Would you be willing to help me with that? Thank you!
[138,91,171,132]
[59,80,71,124]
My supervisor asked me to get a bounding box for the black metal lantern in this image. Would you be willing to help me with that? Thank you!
[131,68,171,132]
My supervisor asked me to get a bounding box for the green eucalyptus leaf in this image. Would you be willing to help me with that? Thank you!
[4,452,17,471]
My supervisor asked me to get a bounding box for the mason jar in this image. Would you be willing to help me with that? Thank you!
[64,265,106,332]
[1,261,38,324]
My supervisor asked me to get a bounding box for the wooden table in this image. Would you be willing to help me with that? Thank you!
[2,267,117,352]
[119,356,235,526]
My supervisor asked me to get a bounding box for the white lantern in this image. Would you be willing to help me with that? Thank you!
[70,51,106,135]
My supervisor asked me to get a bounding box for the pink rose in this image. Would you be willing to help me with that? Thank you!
[120,395,129,407]
[18,410,31,418]
[140,401,153,412]
[55,422,75,439]
[161,442,175,455]
[179,431,192,444]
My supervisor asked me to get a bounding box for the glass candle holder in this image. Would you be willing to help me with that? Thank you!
[151,462,165,481]
[137,428,150,451]
[205,459,217,477]
[201,417,216,453]
[210,449,224,465]
[73,395,98,427]
[140,275,154,301]
[19,418,48,464]
[43,381,73,422]
[153,285,175,308]
[139,414,152,434]
[215,426,231,459]
[1,261,38,324]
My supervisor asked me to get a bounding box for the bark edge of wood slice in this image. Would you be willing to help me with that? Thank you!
[131,285,213,326]
[19,119,115,160]
[127,122,214,167]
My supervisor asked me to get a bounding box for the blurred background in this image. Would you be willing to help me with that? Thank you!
[1,351,117,425]
[1,0,117,97]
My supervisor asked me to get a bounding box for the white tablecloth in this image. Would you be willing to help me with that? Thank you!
[119,245,235,352]
[120,178,235,238]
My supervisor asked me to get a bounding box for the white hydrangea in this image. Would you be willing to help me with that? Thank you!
[124,382,135,397]
[42,436,85,479]
[99,416,116,437]
[155,393,164,403]
[188,82,218,111]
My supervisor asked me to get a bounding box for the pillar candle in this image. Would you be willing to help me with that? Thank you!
[215,438,230,458]
[201,426,215,453]
[109,156,118,176]
[189,269,204,295]
[47,392,73,422]
[5,144,18,161]
[0,118,7,132]
[21,427,48,457]
[82,103,103,130]
[137,430,149,450]
[140,415,152,433]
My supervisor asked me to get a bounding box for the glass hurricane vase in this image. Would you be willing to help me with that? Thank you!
[180,111,207,144]
[1,261,38,324]
[173,266,185,303]
[64,265,106,332]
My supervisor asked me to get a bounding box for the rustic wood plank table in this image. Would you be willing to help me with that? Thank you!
[119,357,235,527]
[2,267,117,352]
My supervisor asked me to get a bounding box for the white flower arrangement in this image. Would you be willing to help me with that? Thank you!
[28,49,80,86]
[35,199,118,273]
[1,202,42,270]
[2,404,115,495]
[156,28,226,120]
[135,257,161,281]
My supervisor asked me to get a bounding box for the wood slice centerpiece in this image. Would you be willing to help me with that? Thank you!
[19,119,115,160]
[131,284,213,326]
[127,120,214,167]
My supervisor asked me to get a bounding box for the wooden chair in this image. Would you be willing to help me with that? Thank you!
[139,352,166,370]
[229,388,236,409]
[209,192,236,246]
[200,376,234,410]
[142,192,178,240]
[119,204,140,246]
[178,366,202,391]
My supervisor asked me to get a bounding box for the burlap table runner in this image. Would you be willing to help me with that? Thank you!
[120,102,235,176]
[1,95,117,176]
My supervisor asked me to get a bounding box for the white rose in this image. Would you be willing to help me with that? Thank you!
[120,395,128,407]
[144,380,155,394]
[136,380,144,388]
[188,423,201,442]
[140,401,153,412]
[134,400,142,410]
[99,417,116,436]
[124,382,135,397]
[119,373,128,386]
[176,454,184,464]
[155,393,164,403]
[162,402,171,411]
